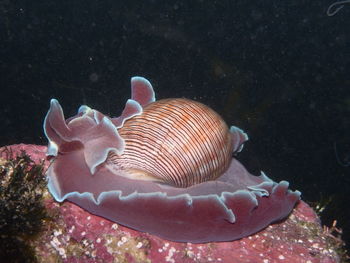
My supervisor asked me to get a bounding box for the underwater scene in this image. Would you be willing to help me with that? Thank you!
[0,1,349,262]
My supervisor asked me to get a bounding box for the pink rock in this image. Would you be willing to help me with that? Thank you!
[1,144,344,263]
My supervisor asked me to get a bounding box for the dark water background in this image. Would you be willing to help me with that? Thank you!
[1,0,349,251]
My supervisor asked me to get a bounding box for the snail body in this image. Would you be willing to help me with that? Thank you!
[43,76,300,243]
[107,98,234,188]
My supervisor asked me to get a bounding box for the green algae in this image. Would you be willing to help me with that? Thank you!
[0,149,48,263]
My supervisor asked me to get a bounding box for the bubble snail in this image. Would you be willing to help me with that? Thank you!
[43,77,300,243]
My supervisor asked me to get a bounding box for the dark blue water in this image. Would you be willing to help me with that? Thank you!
[1,0,349,250]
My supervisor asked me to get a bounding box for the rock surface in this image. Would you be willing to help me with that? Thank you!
[1,144,345,263]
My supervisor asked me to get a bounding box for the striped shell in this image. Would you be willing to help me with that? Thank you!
[107,98,233,188]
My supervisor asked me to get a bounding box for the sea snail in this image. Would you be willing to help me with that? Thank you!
[43,76,300,243]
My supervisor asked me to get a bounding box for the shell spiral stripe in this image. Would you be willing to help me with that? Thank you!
[107,98,233,187]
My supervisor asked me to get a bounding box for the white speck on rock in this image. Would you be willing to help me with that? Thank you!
[51,237,60,246]
[50,237,67,259]
[117,241,123,247]
[312,243,320,249]
[136,242,143,248]
[117,236,128,247]
[186,250,195,258]
[53,229,62,236]
[57,247,66,258]
[165,247,176,263]
[68,225,75,233]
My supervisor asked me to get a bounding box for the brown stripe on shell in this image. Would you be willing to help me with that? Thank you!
[107,98,233,188]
